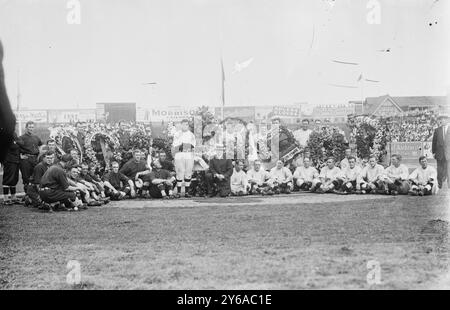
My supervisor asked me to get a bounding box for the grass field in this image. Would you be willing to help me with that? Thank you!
[0,191,449,290]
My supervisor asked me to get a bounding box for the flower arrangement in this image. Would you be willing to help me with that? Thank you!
[84,130,120,169]
[49,126,83,160]
[151,137,174,160]
[306,126,348,169]
[129,129,152,151]
[347,115,386,162]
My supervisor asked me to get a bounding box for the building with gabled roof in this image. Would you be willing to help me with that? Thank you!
[353,95,448,117]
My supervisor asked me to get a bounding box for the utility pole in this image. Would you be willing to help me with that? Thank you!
[360,76,364,115]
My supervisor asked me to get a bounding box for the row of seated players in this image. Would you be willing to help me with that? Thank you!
[28,150,437,211]
[104,151,436,198]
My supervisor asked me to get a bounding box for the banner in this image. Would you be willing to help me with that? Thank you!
[311,104,355,118]
[390,142,430,160]
[14,110,48,123]
[48,109,96,123]
[139,106,200,123]
[272,106,301,118]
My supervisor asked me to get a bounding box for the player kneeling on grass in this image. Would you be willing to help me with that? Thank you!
[293,157,319,191]
[231,160,248,196]
[268,160,294,194]
[103,161,134,200]
[147,159,175,199]
[408,156,437,196]
[311,158,341,193]
[246,160,272,195]
[337,156,361,194]
[39,154,85,212]
[379,154,410,195]
[357,156,385,194]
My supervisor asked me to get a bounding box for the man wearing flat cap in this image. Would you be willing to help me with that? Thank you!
[432,114,450,189]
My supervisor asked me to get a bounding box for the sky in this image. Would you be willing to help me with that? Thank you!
[0,0,448,110]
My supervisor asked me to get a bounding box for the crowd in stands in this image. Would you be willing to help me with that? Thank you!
[387,110,439,142]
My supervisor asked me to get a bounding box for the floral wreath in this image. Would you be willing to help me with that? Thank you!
[49,126,83,161]
[306,126,348,169]
[84,130,121,169]
[347,115,386,162]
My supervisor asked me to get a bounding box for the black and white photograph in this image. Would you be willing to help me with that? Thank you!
[0,0,449,293]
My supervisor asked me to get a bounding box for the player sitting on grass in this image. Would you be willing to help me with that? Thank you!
[408,156,437,196]
[147,159,176,199]
[205,151,234,198]
[268,160,294,194]
[246,160,272,195]
[79,163,110,204]
[230,160,248,196]
[337,156,361,194]
[67,165,103,206]
[103,161,135,200]
[379,154,410,195]
[26,150,54,208]
[357,156,385,194]
[293,157,319,191]
[311,157,341,193]
[119,150,150,198]
[80,163,109,201]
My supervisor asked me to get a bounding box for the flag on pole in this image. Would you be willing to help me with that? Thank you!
[232,58,254,74]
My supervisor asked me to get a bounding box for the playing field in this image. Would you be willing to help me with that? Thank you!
[0,191,449,290]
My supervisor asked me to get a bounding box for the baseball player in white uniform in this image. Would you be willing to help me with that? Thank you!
[172,119,196,198]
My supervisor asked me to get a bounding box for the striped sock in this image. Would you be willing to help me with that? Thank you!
[177,179,183,194]
[184,178,191,189]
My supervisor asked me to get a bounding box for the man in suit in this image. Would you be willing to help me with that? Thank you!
[205,151,233,197]
[432,115,450,189]
[0,40,16,163]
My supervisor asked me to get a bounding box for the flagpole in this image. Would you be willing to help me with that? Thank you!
[360,74,364,115]
[221,57,225,121]
[17,68,22,136]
